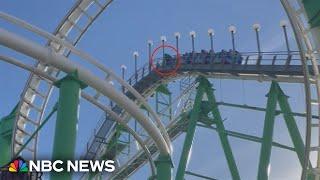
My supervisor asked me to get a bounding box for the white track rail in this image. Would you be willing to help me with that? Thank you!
[1,0,319,179]
[7,0,115,159]
[0,27,171,156]
[0,0,172,160]
[0,55,157,177]
[281,0,320,178]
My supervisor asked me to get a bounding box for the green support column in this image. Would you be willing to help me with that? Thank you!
[155,154,173,180]
[302,0,320,29]
[257,82,279,180]
[205,80,241,180]
[276,83,314,180]
[51,72,86,180]
[0,137,10,166]
[276,84,305,165]
[176,80,205,180]
[155,85,173,121]
[302,0,320,47]
[0,105,17,167]
[176,77,240,180]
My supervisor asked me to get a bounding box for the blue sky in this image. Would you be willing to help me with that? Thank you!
[0,0,312,179]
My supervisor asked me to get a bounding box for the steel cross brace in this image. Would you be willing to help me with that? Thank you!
[176,76,240,180]
[258,81,313,180]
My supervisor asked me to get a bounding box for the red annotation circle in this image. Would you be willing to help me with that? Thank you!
[149,44,181,77]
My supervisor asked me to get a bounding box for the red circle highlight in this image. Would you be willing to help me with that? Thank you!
[149,44,181,77]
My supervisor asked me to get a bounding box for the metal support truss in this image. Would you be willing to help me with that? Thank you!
[155,85,173,122]
[0,105,18,166]
[257,82,279,180]
[258,81,313,180]
[0,55,157,179]
[51,72,86,180]
[176,76,240,180]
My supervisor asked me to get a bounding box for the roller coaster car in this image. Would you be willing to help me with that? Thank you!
[179,50,243,65]
[160,50,243,68]
[213,50,243,64]
[162,53,175,66]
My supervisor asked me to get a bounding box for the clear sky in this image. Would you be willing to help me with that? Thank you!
[0,0,312,179]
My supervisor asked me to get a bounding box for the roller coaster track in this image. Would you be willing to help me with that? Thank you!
[281,0,320,177]
[2,0,320,179]
[83,51,319,179]
[9,0,114,158]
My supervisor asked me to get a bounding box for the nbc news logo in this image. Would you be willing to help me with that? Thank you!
[0,157,42,180]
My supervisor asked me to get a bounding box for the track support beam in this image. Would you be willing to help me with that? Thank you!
[155,154,173,180]
[51,71,86,180]
[176,76,240,180]
[0,105,17,167]
[258,82,279,180]
[205,78,241,180]
[176,79,205,180]
[258,81,314,180]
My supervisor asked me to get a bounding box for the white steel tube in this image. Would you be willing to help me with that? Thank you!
[0,12,172,151]
[0,28,170,155]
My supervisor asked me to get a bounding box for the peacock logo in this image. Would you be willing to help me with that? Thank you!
[7,157,29,173]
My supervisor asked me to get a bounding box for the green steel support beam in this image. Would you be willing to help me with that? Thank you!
[155,85,173,121]
[185,170,217,180]
[0,104,17,167]
[276,84,305,166]
[204,78,241,180]
[175,80,205,180]
[176,77,240,180]
[258,81,279,180]
[51,72,86,180]
[0,136,10,167]
[197,123,295,152]
[302,0,320,28]
[276,83,314,180]
[302,0,320,50]
[155,154,173,180]
[217,102,318,119]
[15,103,58,156]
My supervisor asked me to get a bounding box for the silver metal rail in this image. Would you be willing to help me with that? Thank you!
[5,0,115,159]
[281,0,320,178]
[0,55,156,178]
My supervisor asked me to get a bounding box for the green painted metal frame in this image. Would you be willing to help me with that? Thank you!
[258,81,313,180]
[205,78,241,180]
[15,103,58,156]
[155,84,173,121]
[0,104,18,167]
[51,71,86,180]
[257,82,279,180]
[176,76,240,180]
[302,0,320,28]
[175,78,206,180]
[185,170,217,180]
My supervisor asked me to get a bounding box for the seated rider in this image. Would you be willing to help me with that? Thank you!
[163,53,173,66]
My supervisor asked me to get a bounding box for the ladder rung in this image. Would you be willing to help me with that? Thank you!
[312,123,320,127]
[311,168,320,175]
[19,113,39,126]
[14,142,35,152]
[310,146,320,151]
[67,18,84,33]
[311,99,319,106]
[34,74,52,83]
[77,6,94,21]
[22,98,42,112]
[29,86,46,98]
[17,126,33,137]
[93,0,104,9]
[57,32,73,44]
